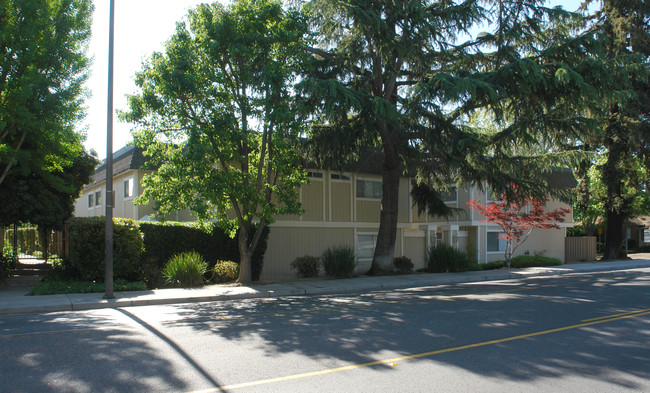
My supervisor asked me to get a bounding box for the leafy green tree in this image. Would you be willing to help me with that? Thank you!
[0,0,93,187]
[124,0,307,284]
[0,148,97,258]
[300,0,599,273]
[578,0,650,259]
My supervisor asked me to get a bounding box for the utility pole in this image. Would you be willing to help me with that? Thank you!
[104,0,115,299]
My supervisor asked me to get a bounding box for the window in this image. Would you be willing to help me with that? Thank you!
[357,234,377,260]
[356,179,382,199]
[124,178,134,198]
[95,190,102,206]
[441,186,457,202]
[487,232,506,252]
[331,173,350,180]
[88,193,94,208]
[307,172,323,179]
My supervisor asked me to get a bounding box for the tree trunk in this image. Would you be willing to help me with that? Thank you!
[368,162,401,275]
[602,210,626,260]
[236,225,253,285]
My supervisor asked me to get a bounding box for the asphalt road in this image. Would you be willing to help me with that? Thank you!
[1,267,649,393]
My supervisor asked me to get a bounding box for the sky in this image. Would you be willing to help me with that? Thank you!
[83,0,584,160]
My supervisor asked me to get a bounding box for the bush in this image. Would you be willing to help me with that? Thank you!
[321,246,356,277]
[67,217,144,281]
[0,254,17,279]
[481,261,505,270]
[290,255,320,278]
[162,251,207,288]
[393,256,414,273]
[510,255,562,268]
[212,260,239,283]
[426,244,472,273]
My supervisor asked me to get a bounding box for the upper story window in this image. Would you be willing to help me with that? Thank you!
[441,186,457,203]
[307,171,323,179]
[356,179,382,199]
[95,190,102,206]
[124,178,134,198]
[331,173,350,180]
[88,193,94,208]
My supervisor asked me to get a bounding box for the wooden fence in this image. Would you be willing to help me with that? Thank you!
[565,236,597,262]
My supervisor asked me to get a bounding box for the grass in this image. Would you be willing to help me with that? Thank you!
[29,278,147,296]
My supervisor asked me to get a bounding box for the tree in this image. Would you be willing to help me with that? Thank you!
[0,0,93,187]
[467,189,570,268]
[123,0,308,284]
[578,0,650,260]
[300,0,599,273]
[0,148,97,259]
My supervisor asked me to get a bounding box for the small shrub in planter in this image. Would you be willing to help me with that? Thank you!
[290,255,320,278]
[212,260,239,283]
[321,246,356,277]
[162,251,207,287]
[393,256,414,273]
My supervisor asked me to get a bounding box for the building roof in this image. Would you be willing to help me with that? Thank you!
[87,145,148,187]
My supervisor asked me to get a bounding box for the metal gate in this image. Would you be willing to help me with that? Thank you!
[2,224,65,260]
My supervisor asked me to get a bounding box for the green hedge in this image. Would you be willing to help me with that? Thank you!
[67,217,144,281]
[67,218,270,286]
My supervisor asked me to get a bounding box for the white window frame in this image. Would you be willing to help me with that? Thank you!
[486,230,507,253]
[94,190,102,207]
[441,186,458,203]
[87,193,94,208]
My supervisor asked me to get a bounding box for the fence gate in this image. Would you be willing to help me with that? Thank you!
[2,223,65,260]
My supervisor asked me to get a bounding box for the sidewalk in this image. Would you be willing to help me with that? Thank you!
[1,258,649,315]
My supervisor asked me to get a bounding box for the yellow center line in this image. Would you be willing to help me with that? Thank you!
[187,308,650,393]
[581,308,650,322]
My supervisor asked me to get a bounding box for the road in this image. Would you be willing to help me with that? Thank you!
[1,267,649,392]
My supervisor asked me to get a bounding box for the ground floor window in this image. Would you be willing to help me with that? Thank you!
[357,233,377,260]
[487,231,506,252]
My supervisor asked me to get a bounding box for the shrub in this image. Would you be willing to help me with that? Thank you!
[321,246,356,277]
[481,261,505,270]
[162,251,207,288]
[290,255,320,278]
[67,217,144,281]
[426,244,472,273]
[510,255,561,268]
[393,256,414,273]
[212,260,239,283]
[0,254,17,279]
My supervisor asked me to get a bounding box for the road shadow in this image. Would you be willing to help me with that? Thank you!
[157,270,650,389]
[0,308,226,393]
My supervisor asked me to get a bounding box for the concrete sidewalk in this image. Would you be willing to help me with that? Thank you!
[1,258,649,315]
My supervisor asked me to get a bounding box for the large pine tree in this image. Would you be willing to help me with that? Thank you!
[591,0,650,259]
[300,0,601,273]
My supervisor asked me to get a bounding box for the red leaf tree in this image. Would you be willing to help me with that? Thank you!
[467,189,571,268]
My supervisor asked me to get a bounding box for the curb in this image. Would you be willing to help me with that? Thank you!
[1,260,649,316]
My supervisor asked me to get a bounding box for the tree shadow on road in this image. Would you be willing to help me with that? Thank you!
[156,270,650,390]
[0,308,227,393]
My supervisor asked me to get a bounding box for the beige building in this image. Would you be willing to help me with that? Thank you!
[74,146,574,281]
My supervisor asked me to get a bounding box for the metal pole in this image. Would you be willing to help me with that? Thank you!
[104,0,115,299]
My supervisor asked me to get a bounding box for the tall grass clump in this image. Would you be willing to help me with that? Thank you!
[426,244,472,273]
[321,246,356,277]
[162,251,207,287]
